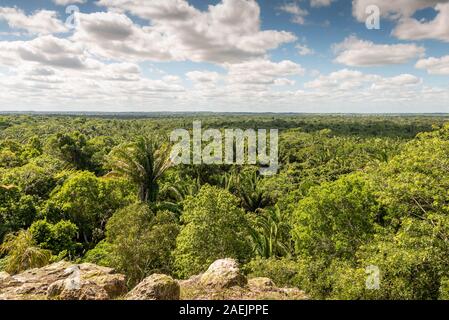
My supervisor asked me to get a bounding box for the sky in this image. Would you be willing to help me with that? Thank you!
[0,0,448,113]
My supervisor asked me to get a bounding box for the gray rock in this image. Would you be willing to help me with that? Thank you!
[248,277,276,291]
[0,271,10,281]
[199,259,247,289]
[0,261,127,300]
[126,274,180,300]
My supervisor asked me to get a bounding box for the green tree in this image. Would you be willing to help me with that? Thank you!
[328,216,449,300]
[373,126,449,227]
[233,169,271,212]
[292,173,379,260]
[29,220,82,257]
[0,140,25,168]
[44,171,133,245]
[1,162,57,199]
[249,205,292,258]
[174,185,253,278]
[104,203,179,287]
[0,185,37,240]
[50,132,95,171]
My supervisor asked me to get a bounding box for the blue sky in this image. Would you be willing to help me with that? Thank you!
[0,0,448,113]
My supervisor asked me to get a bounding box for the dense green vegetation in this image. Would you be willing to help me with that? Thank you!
[1,114,449,299]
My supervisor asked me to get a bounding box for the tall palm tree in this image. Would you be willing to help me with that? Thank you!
[107,136,173,204]
[235,170,269,212]
[250,205,292,258]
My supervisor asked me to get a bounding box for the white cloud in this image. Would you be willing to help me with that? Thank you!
[0,7,68,35]
[226,59,305,86]
[296,43,314,56]
[0,0,447,113]
[299,69,435,113]
[416,55,449,75]
[72,12,174,62]
[0,0,302,111]
[310,0,335,8]
[0,35,94,69]
[305,69,372,90]
[352,0,449,21]
[274,78,296,86]
[393,3,449,42]
[304,69,421,91]
[353,1,449,42]
[333,36,425,67]
[370,74,422,91]
[278,2,308,25]
[187,71,220,83]
[97,0,198,21]
[0,44,185,111]
[53,0,86,5]
[91,0,296,63]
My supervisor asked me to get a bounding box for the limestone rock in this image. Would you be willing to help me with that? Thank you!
[0,272,10,281]
[199,259,247,289]
[0,261,126,300]
[46,265,127,300]
[126,274,180,300]
[248,277,276,291]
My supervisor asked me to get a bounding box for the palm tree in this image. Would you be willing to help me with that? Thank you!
[0,230,52,274]
[107,136,173,204]
[234,170,269,212]
[250,205,292,258]
[166,177,202,203]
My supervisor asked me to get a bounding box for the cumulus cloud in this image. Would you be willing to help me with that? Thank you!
[53,0,86,5]
[393,3,449,42]
[0,35,95,69]
[416,55,449,75]
[352,0,449,42]
[187,71,221,83]
[352,0,449,21]
[0,40,185,111]
[300,69,432,113]
[333,36,425,67]
[304,69,421,91]
[72,12,176,62]
[0,7,68,35]
[278,2,308,25]
[305,69,373,90]
[226,59,305,86]
[0,0,446,113]
[274,78,296,86]
[310,0,335,7]
[370,74,422,91]
[296,43,314,56]
[0,1,303,111]
[97,0,197,21]
[90,0,296,63]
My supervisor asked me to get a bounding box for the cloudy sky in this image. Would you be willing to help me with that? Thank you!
[0,0,448,113]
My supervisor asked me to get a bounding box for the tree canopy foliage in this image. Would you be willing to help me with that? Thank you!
[1,114,449,298]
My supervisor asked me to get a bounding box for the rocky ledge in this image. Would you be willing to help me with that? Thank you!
[0,261,127,300]
[0,258,307,300]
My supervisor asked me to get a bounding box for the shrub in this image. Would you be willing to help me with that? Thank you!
[83,240,114,267]
[244,257,301,287]
[439,278,449,300]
